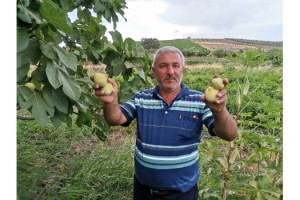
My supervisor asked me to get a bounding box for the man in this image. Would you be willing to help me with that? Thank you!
[92,46,237,200]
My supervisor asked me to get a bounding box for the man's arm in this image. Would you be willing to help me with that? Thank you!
[211,106,238,141]
[103,100,127,126]
[91,76,127,126]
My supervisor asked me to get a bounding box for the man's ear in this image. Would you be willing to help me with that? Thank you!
[151,67,155,73]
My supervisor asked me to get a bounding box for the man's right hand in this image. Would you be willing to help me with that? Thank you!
[90,74,118,104]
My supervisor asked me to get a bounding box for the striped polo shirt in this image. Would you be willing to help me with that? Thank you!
[120,83,215,192]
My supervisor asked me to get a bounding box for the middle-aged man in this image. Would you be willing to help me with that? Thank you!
[91,46,238,200]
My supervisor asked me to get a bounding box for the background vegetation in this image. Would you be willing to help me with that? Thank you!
[18,60,283,200]
[17,0,283,199]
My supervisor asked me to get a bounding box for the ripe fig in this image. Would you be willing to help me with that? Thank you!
[93,73,108,87]
[204,87,219,102]
[211,77,224,90]
[102,83,114,95]
[25,82,35,91]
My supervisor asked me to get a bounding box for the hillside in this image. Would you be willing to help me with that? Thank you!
[192,38,283,51]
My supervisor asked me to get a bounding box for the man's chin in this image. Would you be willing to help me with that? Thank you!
[161,83,180,92]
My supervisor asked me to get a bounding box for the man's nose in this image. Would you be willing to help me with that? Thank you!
[166,65,174,74]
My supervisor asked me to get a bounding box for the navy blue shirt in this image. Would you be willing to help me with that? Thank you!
[120,83,215,192]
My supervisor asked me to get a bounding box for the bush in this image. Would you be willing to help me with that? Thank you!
[265,49,283,67]
[182,47,210,57]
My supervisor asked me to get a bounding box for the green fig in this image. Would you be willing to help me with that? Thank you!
[102,83,114,95]
[94,72,108,87]
[205,87,219,102]
[25,82,35,91]
[211,77,224,90]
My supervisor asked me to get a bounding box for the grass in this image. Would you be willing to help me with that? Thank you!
[159,39,205,50]
[17,118,135,200]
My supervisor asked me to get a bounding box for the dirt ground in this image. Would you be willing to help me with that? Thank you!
[192,38,282,51]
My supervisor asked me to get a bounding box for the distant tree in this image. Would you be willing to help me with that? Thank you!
[141,38,160,50]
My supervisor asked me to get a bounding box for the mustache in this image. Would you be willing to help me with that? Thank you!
[164,75,176,81]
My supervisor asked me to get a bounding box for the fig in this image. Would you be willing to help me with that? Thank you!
[211,77,224,90]
[205,87,219,102]
[25,82,35,91]
[102,83,114,95]
[93,72,108,87]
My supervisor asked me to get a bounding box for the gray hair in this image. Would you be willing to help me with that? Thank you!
[152,46,185,68]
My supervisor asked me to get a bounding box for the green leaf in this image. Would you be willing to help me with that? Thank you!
[46,61,81,101]
[111,59,124,76]
[110,30,123,49]
[229,148,240,164]
[217,156,228,170]
[17,86,55,127]
[53,46,77,71]
[124,38,137,57]
[31,66,47,82]
[50,111,72,128]
[17,28,29,53]
[26,40,41,65]
[236,83,241,106]
[17,64,30,82]
[58,70,81,101]
[17,5,32,23]
[41,44,58,60]
[243,75,250,96]
[76,110,91,127]
[104,9,112,21]
[39,0,72,34]
[26,6,43,24]
[52,88,69,114]
[94,0,106,12]
[42,86,54,107]
[31,94,53,127]
[17,51,29,69]
[136,70,145,81]
[46,62,62,89]
[124,61,134,69]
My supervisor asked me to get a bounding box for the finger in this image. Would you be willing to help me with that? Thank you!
[107,78,118,89]
[200,95,205,101]
[223,78,229,86]
[90,74,94,81]
[217,89,227,97]
[95,89,104,96]
[93,83,100,89]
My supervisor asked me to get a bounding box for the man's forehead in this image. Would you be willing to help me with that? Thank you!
[157,52,181,61]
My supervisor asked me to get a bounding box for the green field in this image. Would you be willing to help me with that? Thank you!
[159,39,205,49]
[17,61,283,199]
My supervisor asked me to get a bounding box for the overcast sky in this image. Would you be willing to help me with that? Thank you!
[104,0,283,41]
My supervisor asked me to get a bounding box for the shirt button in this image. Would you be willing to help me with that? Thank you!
[165,111,168,114]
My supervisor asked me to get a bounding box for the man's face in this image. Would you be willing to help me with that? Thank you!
[152,52,184,93]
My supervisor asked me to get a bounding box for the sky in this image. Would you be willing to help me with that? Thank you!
[100,0,283,41]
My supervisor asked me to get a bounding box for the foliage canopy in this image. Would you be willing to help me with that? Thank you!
[17,0,153,139]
